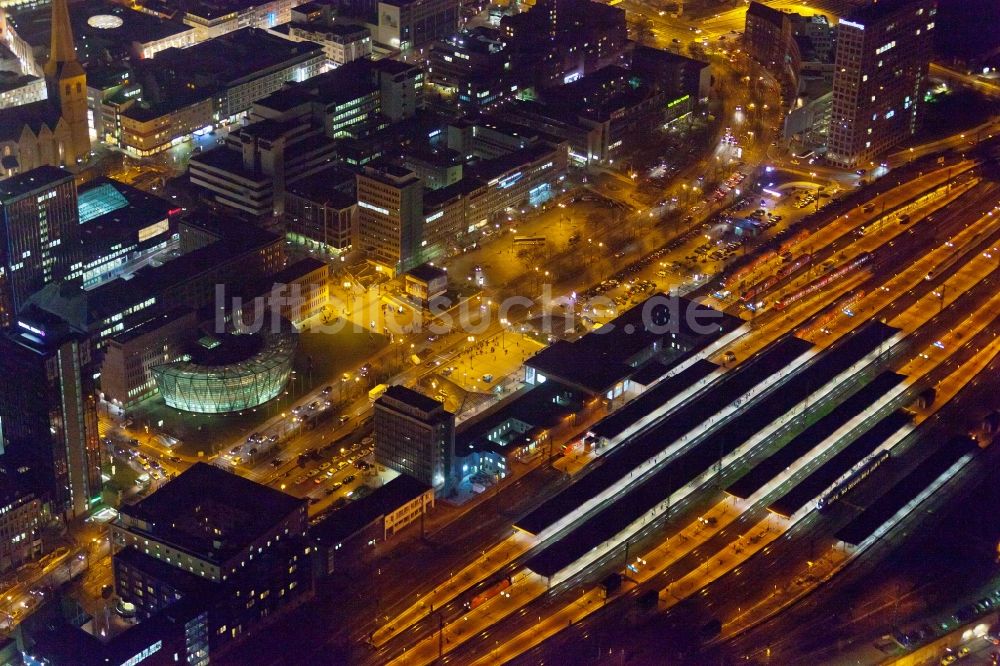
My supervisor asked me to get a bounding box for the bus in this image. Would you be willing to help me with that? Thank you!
[513,236,546,246]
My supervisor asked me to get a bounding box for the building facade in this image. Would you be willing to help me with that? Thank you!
[356,163,424,274]
[109,464,311,657]
[99,308,198,409]
[0,312,101,518]
[0,166,79,328]
[827,0,936,168]
[374,385,455,491]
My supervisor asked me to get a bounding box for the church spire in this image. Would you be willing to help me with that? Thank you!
[43,0,90,164]
[44,0,83,79]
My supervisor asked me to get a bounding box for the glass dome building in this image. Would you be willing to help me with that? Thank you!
[152,321,297,414]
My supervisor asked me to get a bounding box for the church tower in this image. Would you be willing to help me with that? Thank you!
[43,0,89,165]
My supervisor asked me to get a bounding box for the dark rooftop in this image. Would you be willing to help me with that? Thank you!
[844,0,924,25]
[590,359,717,440]
[726,372,905,500]
[118,463,305,563]
[746,0,784,24]
[379,384,444,414]
[835,437,976,545]
[310,474,431,546]
[285,166,356,208]
[526,323,897,576]
[406,262,448,283]
[525,294,740,395]
[515,335,812,537]
[0,165,71,201]
[152,28,323,88]
[768,411,912,518]
[457,380,585,456]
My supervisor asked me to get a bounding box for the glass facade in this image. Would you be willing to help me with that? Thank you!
[152,327,296,414]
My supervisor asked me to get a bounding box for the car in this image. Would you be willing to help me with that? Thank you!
[941,655,957,665]
[331,481,343,490]
[324,488,336,496]
[337,460,349,469]
[338,415,350,425]
[343,475,356,484]
[362,436,374,446]
[270,459,282,468]
[307,469,320,477]
[321,385,333,396]
[168,455,181,463]
[294,475,308,485]
[313,477,324,485]
[958,647,970,658]
[319,462,332,471]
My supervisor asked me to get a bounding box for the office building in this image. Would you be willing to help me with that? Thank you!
[375,0,460,51]
[7,0,196,65]
[429,27,515,110]
[118,28,325,156]
[135,0,299,43]
[189,116,337,217]
[278,21,373,65]
[500,0,627,89]
[374,385,455,490]
[26,216,284,347]
[0,474,45,572]
[0,74,47,111]
[0,166,80,328]
[827,0,937,168]
[356,163,424,274]
[284,167,357,252]
[99,308,198,409]
[375,59,424,122]
[109,463,311,655]
[0,310,101,518]
[309,474,434,575]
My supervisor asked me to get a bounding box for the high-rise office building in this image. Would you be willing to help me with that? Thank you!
[374,385,455,491]
[0,310,101,518]
[827,0,937,168]
[0,166,79,329]
[356,163,424,274]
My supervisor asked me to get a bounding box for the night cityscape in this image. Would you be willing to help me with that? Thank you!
[0,0,994,663]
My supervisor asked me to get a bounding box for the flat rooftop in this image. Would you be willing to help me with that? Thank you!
[525,294,741,395]
[590,359,717,441]
[0,165,71,201]
[152,28,323,88]
[456,380,586,456]
[515,335,812,537]
[726,372,904,500]
[525,323,895,577]
[768,411,911,518]
[835,436,976,545]
[310,474,431,546]
[118,463,305,563]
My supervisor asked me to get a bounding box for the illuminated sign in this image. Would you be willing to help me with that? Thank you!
[120,640,162,666]
[497,172,522,189]
[17,321,45,337]
[839,19,865,30]
[138,219,168,243]
[425,210,444,223]
[358,200,390,216]
[667,94,691,109]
